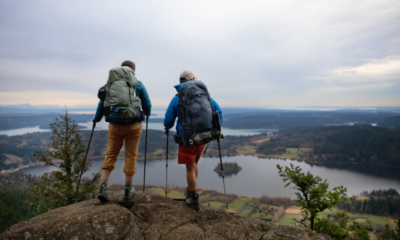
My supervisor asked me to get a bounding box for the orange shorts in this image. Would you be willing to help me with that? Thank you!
[178,144,206,165]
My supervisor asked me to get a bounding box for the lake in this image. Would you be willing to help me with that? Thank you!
[0,120,278,137]
[21,155,400,199]
[4,112,400,198]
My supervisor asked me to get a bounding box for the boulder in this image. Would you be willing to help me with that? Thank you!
[0,193,332,240]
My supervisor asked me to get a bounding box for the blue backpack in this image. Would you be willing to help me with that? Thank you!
[177,80,222,146]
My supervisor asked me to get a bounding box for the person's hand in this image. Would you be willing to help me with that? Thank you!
[92,117,95,123]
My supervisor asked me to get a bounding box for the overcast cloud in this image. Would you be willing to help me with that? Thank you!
[0,0,399,107]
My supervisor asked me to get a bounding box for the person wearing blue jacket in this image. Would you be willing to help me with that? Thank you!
[164,70,222,210]
[94,60,152,202]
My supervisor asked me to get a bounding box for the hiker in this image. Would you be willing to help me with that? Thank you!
[164,70,223,211]
[93,60,152,202]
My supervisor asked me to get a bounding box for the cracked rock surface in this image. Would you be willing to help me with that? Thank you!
[0,193,332,240]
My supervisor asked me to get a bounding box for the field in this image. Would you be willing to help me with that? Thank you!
[356,196,369,201]
[235,146,256,155]
[278,206,397,228]
[105,184,397,229]
[228,198,249,212]
[145,188,284,222]
[279,213,300,225]
[264,148,312,159]
[149,187,185,198]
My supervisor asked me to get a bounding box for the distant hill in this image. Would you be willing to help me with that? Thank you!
[0,103,96,109]
[257,126,400,167]
[0,114,164,131]
[223,111,397,129]
[0,114,93,130]
[0,104,97,115]
[378,115,400,128]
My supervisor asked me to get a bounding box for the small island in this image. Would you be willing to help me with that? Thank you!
[214,162,242,177]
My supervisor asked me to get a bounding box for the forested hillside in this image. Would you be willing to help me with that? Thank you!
[2,125,400,171]
[0,129,179,171]
[256,126,400,167]
[339,189,400,218]
[0,172,43,233]
[0,129,256,171]
[0,132,52,170]
[0,114,164,130]
[0,114,92,130]
[223,111,397,129]
[378,116,400,132]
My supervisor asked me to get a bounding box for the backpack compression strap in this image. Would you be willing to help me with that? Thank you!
[177,92,187,124]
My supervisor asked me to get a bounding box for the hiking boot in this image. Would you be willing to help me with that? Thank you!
[186,191,200,211]
[97,184,109,203]
[124,185,136,201]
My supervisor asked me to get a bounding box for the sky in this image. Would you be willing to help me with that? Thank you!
[0,0,399,108]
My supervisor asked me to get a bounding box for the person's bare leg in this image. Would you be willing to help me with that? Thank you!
[186,164,197,192]
[195,164,198,179]
[125,174,133,186]
[101,169,112,184]
[98,169,112,202]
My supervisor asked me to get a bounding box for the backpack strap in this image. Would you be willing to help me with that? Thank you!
[177,92,187,124]
[126,80,137,97]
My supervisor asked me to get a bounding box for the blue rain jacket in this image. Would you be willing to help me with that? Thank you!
[164,82,223,135]
[94,80,152,124]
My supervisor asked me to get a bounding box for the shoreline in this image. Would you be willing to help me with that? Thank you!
[0,160,63,175]
[2,152,398,175]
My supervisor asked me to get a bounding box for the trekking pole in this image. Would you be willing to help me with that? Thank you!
[143,116,149,193]
[74,121,96,203]
[217,137,229,210]
[165,128,169,196]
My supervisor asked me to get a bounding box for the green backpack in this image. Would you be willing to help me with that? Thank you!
[103,66,142,123]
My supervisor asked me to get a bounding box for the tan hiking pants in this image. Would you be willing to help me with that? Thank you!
[100,122,142,176]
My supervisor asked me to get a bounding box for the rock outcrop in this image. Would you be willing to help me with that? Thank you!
[0,193,332,240]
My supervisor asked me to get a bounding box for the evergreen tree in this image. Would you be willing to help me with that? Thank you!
[277,163,347,230]
[314,212,350,240]
[380,224,394,240]
[0,187,28,233]
[395,219,400,240]
[349,221,370,240]
[28,110,100,213]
